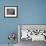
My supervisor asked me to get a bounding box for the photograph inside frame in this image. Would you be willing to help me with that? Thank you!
[4,6,18,18]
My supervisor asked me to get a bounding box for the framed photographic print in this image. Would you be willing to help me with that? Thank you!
[4,6,18,18]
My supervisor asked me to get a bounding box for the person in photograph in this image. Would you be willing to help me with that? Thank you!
[7,9,15,15]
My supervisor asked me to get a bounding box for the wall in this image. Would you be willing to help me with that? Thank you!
[0,0,46,44]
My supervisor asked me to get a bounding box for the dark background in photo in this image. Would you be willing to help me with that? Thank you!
[7,9,15,15]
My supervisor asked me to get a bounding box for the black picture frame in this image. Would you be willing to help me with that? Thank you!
[4,6,18,18]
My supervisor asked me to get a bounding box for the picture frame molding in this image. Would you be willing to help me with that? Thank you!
[4,6,18,18]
